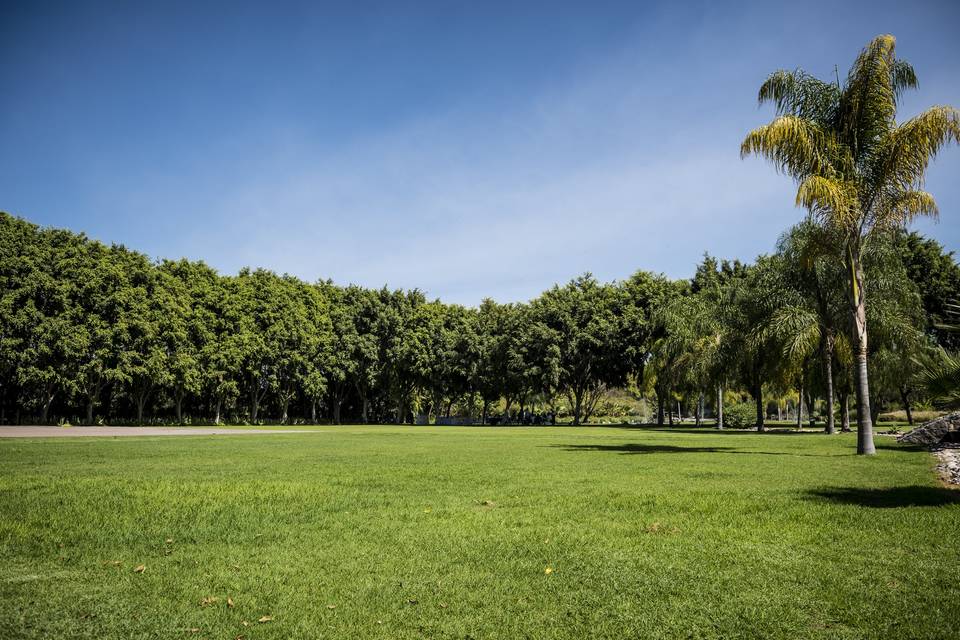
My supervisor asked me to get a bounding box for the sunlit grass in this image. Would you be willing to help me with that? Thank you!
[1,426,957,639]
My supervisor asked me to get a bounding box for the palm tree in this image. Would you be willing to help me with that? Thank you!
[742,35,960,454]
[759,223,848,434]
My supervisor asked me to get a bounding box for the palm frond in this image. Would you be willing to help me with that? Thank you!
[885,105,960,188]
[842,34,900,159]
[758,69,840,123]
[795,176,858,227]
[741,116,839,180]
[914,348,960,407]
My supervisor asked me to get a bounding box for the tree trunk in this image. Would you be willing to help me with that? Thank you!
[755,385,765,431]
[797,385,803,431]
[250,387,260,423]
[175,392,184,424]
[572,388,583,426]
[656,393,665,426]
[716,384,724,430]
[136,393,147,425]
[280,397,290,424]
[311,400,316,424]
[41,387,56,424]
[840,392,851,432]
[482,399,489,425]
[361,397,369,424]
[847,250,875,455]
[806,390,816,429]
[86,397,95,424]
[900,386,913,426]
[823,335,836,434]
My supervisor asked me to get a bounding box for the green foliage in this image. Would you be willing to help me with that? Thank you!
[722,401,756,428]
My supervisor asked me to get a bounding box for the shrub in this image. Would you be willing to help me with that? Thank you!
[724,402,756,428]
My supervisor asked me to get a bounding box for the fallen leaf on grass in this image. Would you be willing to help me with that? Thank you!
[165,538,173,544]
[241,621,249,627]
[187,628,200,634]
[133,564,146,574]
[326,604,337,610]
[200,596,219,607]
[544,567,553,575]
[439,603,448,609]
[227,597,235,608]
[258,615,273,623]
[104,560,121,566]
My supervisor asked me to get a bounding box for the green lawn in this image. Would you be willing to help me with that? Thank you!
[1,426,957,639]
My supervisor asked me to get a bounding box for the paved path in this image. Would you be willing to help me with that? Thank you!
[0,426,313,438]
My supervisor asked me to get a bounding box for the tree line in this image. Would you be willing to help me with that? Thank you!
[2,35,958,456]
[1,211,956,432]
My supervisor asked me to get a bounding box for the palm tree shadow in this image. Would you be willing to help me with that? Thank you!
[808,486,960,508]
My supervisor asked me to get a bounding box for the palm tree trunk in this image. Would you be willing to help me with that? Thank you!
[847,251,875,455]
[797,385,803,431]
[755,384,765,431]
[716,384,724,430]
[840,392,851,432]
[824,334,836,434]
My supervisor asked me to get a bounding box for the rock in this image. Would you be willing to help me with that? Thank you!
[934,447,960,486]
[897,411,960,446]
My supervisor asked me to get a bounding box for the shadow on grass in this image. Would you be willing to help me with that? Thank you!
[553,443,735,455]
[809,486,960,508]
[550,443,834,457]
[607,425,835,436]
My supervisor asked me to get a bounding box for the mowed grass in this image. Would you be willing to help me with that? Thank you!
[1,426,958,639]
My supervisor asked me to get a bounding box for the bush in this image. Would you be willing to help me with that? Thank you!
[724,402,756,428]
[878,410,946,423]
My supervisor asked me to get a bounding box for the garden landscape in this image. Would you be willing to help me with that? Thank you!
[1,2,959,638]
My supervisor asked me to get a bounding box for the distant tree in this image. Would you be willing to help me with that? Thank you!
[533,275,629,425]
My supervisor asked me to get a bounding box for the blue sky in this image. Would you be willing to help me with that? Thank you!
[2,0,958,305]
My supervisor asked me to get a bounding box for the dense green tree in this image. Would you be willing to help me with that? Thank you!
[533,275,629,425]
[896,232,960,350]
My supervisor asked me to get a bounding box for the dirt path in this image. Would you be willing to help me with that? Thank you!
[0,426,314,438]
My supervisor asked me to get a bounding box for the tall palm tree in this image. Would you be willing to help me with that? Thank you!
[742,35,960,454]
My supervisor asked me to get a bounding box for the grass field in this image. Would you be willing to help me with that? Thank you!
[1,425,958,639]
